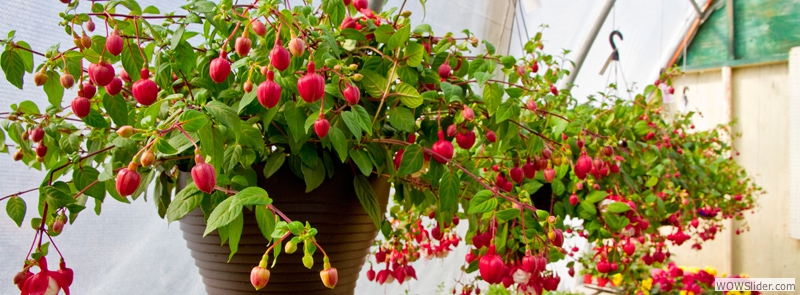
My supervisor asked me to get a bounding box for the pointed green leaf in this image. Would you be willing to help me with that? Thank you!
[354,174,383,229]
[5,196,25,227]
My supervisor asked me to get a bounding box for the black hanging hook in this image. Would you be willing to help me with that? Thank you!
[609,30,623,61]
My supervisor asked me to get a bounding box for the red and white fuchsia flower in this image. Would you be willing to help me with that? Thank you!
[17,257,73,295]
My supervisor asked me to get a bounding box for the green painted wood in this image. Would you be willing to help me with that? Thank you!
[679,0,800,70]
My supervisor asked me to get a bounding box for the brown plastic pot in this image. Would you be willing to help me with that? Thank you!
[179,163,390,294]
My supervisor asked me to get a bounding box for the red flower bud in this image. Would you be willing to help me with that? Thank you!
[251,21,267,37]
[510,165,524,183]
[340,16,357,30]
[543,167,556,183]
[574,152,593,180]
[210,52,231,83]
[446,125,457,137]
[438,63,452,79]
[106,30,124,56]
[257,70,281,108]
[343,84,361,105]
[455,130,476,149]
[270,40,291,71]
[119,70,131,83]
[297,62,325,103]
[132,68,158,106]
[116,166,141,197]
[71,96,91,118]
[431,131,454,164]
[30,128,45,143]
[34,70,48,86]
[89,61,115,86]
[523,158,536,179]
[462,106,475,121]
[105,77,122,96]
[35,144,47,158]
[250,266,270,290]
[235,36,252,57]
[353,0,368,10]
[288,37,306,57]
[320,266,338,289]
[550,84,559,96]
[314,116,330,139]
[478,245,505,284]
[366,268,376,281]
[393,149,405,170]
[192,155,217,194]
[60,73,75,89]
[81,82,96,98]
[569,194,579,206]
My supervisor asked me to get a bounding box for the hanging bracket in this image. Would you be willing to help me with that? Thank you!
[600,30,624,75]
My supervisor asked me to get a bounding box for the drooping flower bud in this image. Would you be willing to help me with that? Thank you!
[250,265,270,290]
[462,106,475,121]
[270,39,291,71]
[288,37,306,57]
[340,16,357,30]
[297,62,325,103]
[116,125,134,138]
[34,69,48,86]
[235,36,252,57]
[342,84,361,105]
[105,76,122,96]
[140,150,155,167]
[119,69,131,83]
[209,52,231,83]
[438,63,452,79]
[431,130,454,164]
[106,29,124,56]
[132,68,158,106]
[486,130,497,143]
[115,163,141,197]
[30,128,45,143]
[60,73,75,89]
[478,245,505,284]
[71,96,91,118]
[251,20,267,36]
[314,115,330,139]
[191,154,217,194]
[455,130,476,149]
[510,164,524,183]
[257,70,281,108]
[353,0,368,10]
[89,61,115,87]
[543,167,556,183]
[574,151,593,180]
[319,266,339,288]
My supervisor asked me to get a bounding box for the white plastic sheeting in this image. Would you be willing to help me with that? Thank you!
[0,0,702,294]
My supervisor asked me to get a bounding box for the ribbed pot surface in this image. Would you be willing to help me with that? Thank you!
[180,163,390,295]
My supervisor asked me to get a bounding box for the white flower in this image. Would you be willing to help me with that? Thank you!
[512,269,531,285]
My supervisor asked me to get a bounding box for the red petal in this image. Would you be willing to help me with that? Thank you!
[28,273,50,295]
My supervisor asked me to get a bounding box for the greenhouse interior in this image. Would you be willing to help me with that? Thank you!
[0,0,798,294]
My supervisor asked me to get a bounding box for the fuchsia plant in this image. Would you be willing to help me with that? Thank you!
[0,0,760,293]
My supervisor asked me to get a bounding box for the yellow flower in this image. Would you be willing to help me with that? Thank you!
[611,273,623,286]
[680,290,687,295]
[743,291,751,295]
[704,266,717,276]
[728,291,742,295]
[642,278,653,290]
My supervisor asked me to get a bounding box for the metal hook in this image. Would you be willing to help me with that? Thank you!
[682,86,690,107]
[609,30,623,61]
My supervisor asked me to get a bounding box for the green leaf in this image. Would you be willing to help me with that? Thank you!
[397,144,423,176]
[205,101,240,134]
[329,128,349,162]
[44,186,76,209]
[404,42,425,67]
[5,196,25,227]
[412,24,432,34]
[341,111,362,138]
[263,151,286,178]
[374,25,395,44]
[255,206,276,240]
[166,183,203,223]
[607,202,632,213]
[18,101,39,114]
[482,83,503,115]
[496,208,520,221]
[103,94,128,127]
[388,107,416,132]
[438,171,459,214]
[238,90,258,113]
[495,102,519,124]
[83,109,110,129]
[233,187,272,206]
[359,69,388,98]
[74,167,105,200]
[468,190,497,214]
[180,109,208,132]
[44,71,64,107]
[349,149,373,176]
[155,137,178,154]
[1,50,25,89]
[440,82,462,102]
[645,176,658,187]
[394,83,422,108]
[226,214,243,261]
[475,72,492,85]
[301,161,326,192]
[351,105,373,136]
[283,101,306,139]
[193,1,217,13]
[354,175,383,230]
[579,201,597,217]
[204,197,243,236]
[387,24,410,51]
[321,0,346,29]
[15,41,33,73]
[121,39,144,81]
[585,190,608,203]
[500,56,516,69]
